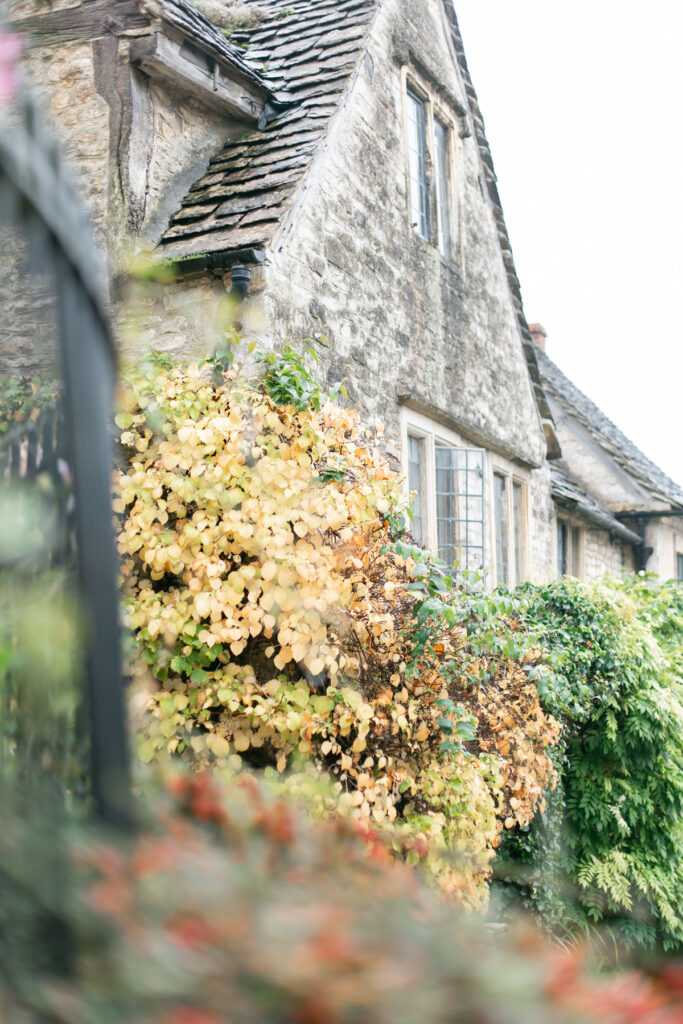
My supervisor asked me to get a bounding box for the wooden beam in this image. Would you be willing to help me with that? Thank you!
[10,0,149,46]
[130,32,264,122]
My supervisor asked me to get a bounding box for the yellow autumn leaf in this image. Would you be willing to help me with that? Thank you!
[261,560,277,580]
[233,731,250,752]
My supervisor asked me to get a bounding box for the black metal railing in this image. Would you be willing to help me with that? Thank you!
[0,82,131,825]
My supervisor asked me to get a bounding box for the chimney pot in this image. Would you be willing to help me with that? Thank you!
[528,322,547,352]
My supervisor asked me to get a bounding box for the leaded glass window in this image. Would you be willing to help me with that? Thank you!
[434,445,485,571]
[571,525,582,576]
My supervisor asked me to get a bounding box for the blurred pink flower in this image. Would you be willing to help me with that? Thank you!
[0,33,22,104]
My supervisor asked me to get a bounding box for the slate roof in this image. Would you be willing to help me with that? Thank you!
[159,0,379,259]
[149,0,270,90]
[550,462,641,545]
[538,347,683,509]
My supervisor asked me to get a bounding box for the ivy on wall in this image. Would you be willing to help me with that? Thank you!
[497,577,683,953]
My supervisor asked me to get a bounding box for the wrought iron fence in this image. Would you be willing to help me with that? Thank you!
[0,80,131,825]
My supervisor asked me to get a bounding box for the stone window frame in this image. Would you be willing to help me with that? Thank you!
[400,68,461,263]
[400,408,530,586]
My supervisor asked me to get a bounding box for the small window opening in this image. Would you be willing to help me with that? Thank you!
[557,520,568,576]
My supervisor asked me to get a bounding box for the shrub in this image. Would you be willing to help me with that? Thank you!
[2,768,683,1024]
[114,355,558,906]
[496,577,683,952]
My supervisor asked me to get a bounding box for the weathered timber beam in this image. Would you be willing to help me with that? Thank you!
[10,0,149,46]
[129,31,264,121]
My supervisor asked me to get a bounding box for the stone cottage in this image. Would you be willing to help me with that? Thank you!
[5,0,682,583]
[528,325,683,582]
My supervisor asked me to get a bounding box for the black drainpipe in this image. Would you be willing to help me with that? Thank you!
[228,264,252,303]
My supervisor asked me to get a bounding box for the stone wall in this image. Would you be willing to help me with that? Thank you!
[2,31,105,377]
[21,41,111,244]
[0,230,60,377]
[528,465,556,581]
[583,528,635,579]
[116,269,236,365]
[140,78,238,244]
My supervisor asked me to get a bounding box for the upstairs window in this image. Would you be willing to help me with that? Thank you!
[404,76,457,255]
[677,552,683,583]
[433,117,451,258]
[406,89,430,241]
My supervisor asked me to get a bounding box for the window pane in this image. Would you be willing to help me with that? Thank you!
[407,434,424,545]
[571,526,581,576]
[557,520,568,576]
[512,482,524,584]
[677,552,683,583]
[406,90,430,241]
[435,446,485,571]
[435,445,456,564]
[493,473,508,585]
[434,118,451,258]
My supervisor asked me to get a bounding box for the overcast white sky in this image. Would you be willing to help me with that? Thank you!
[454,1,683,488]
